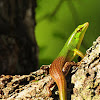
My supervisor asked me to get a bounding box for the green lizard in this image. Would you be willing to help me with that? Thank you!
[47,22,89,100]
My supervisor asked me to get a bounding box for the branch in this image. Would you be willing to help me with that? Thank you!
[72,36,100,100]
[0,36,100,100]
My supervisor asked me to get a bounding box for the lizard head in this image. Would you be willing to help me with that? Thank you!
[72,22,89,49]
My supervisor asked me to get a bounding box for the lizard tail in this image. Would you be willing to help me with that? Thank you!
[49,56,67,100]
[57,73,67,100]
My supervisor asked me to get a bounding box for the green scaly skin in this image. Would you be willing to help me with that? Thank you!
[49,22,89,100]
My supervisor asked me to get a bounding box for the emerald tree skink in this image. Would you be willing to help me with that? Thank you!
[49,22,89,100]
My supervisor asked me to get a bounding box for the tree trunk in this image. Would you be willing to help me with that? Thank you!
[0,0,38,75]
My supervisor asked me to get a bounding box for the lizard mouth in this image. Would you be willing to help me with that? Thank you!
[84,22,89,27]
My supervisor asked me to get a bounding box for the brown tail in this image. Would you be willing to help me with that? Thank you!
[49,57,67,100]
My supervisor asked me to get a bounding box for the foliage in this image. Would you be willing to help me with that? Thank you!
[36,0,99,67]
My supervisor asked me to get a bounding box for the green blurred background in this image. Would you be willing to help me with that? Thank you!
[35,0,99,67]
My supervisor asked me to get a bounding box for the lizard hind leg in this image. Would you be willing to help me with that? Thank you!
[45,79,55,97]
[62,62,77,76]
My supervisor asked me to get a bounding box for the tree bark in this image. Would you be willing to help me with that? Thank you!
[71,36,100,100]
[0,36,100,100]
[0,0,38,74]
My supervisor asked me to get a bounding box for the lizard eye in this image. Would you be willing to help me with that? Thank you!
[77,27,83,33]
